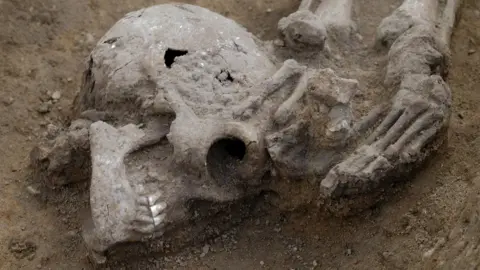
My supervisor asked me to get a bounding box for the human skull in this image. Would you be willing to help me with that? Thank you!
[30,0,458,263]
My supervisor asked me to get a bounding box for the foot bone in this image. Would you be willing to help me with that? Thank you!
[233,59,306,120]
[320,74,451,198]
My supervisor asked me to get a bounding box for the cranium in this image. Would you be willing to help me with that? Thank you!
[30,0,460,263]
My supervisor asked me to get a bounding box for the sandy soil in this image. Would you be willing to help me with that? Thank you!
[1,0,480,269]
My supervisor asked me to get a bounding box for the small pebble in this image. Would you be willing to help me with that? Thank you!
[2,97,14,106]
[273,39,285,47]
[85,33,95,45]
[266,8,272,13]
[51,91,61,100]
[36,102,51,114]
[199,244,210,258]
[26,185,41,195]
[260,261,265,266]
[468,49,476,55]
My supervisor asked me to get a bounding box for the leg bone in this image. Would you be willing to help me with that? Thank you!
[376,0,439,48]
[439,0,463,48]
[315,0,355,41]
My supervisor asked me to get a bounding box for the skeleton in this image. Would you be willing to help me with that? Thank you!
[29,0,461,264]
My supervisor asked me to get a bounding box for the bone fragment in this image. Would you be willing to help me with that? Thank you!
[376,0,440,48]
[298,0,319,11]
[440,0,463,47]
[315,0,353,25]
[398,0,439,22]
[274,72,309,125]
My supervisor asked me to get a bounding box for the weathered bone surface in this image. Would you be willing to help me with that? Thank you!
[29,0,460,263]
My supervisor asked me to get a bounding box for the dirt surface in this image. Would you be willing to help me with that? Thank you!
[1,0,480,269]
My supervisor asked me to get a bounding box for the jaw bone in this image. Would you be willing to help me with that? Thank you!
[83,121,168,259]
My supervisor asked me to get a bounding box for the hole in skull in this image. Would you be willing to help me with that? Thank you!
[207,137,246,185]
[215,69,234,83]
[293,33,302,41]
[103,37,119,44]
[164,48,188,68]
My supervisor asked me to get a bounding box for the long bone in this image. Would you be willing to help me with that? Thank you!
[296,0,355,36]
[376,0,439,48]
[439,0,463,48]
[397,0,439,22]
[315,0,355,38]
[278,0,354,50]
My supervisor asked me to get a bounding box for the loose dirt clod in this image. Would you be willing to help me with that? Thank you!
[8,239,37,260]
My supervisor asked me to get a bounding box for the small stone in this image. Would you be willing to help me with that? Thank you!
[274,227,282,233]
[266,8,272,13]
[36,102,51,114]
[46,124,60,139]
[67,77,73,82]
[66,230,77,238]
[312,260,318,266]
[468,49,476,55]
[85,33,95,45]
[273,39,285,47]
[26,185,41,195]
[260,261,265,266]
[8,238,37,259]
[2,97,14,106]
[51,91,61,100]
[199,244,210,258]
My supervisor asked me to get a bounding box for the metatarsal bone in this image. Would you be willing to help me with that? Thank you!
[401,125,439,161]
[386,111,442,156]
[371,101,429,150]
[365,107,403,145]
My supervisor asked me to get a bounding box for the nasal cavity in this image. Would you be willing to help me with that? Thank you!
[164,48,188,68]
[207,137,247,185]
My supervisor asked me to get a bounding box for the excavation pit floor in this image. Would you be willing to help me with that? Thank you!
[1,0,480,269]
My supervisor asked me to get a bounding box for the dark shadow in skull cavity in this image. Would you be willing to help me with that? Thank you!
[207,137,246,186]
[164,48,188,68]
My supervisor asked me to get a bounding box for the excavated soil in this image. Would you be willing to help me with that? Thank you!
[1,0,480,269]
